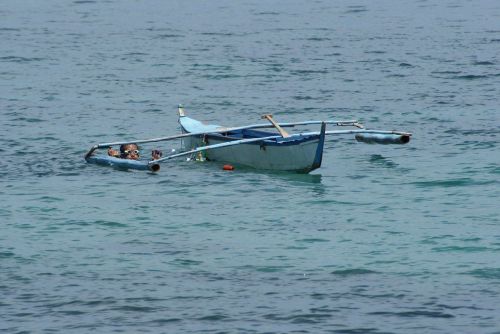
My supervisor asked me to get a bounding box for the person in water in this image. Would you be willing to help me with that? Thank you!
[108,144,162,161]
[108,143,140,160]
[151,149,162,160]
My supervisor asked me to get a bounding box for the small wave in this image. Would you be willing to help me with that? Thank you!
[255,11,280,16]
[155,34,183,39]
[123,52,148,57]
[145,76,177,83]
[297,238,329,243]
[436,303,484,311]
[172,259,203,266]
[292,95,314,100]
[83,298,116,306]
[57,310,86,315]
[431,70,461,75]
[150,318,182,324]
[432,246,490,253]
[345,7,368,14]
[256,265,291,273]
[331,268,377,276]
[125,99,151,104]
[369,310,454,318]
[473,61,495,66]
[234,264,291,273]
[201,74,240,80]
[124,297,167,303]
[69,220,127,228]
[302,199,355,205]
[443,128,498,136]
[0,56,45,63]
[306,37,331,42]
[37,196,64,203]
[11,117,44,123]
[458,140,498,150]
[200,32,234,37]
[453,74,490,80]
[330,328,385,334]
[387,74,406,78]
[112,305,156,312]
[466,268,500,279]
[491,166,500,174]
[364,50,386,54]
[290,69,328,75]
[411,178,485,188]
[197,314,228,321]
[369,154,397,168]
[0,251,15,258]
[264,313,333,323]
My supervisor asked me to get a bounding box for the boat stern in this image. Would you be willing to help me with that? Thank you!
[309,122,326,172]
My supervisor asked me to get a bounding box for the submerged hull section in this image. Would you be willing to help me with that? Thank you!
[86,155,160,172]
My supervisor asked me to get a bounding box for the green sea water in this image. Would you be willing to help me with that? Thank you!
[1,0,499,333]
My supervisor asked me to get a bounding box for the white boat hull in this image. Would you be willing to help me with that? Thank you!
[178,113,326,172]
[182,135,323,172]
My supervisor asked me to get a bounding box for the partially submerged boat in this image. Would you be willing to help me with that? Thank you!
[178,109,327,173]
[85,105,411,173]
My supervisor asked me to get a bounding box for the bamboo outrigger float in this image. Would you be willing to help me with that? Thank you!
[84,105,411,173]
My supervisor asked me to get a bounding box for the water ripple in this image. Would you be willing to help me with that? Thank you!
[2,1,499,333]
[331,269,378,276]
[466,268,500,280]
[368,310,454,318]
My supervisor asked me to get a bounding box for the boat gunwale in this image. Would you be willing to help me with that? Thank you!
[180,124,322,147]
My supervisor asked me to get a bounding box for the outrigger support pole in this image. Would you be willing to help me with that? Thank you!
[83,119,364,158]
[147,129,412,168]
[84,144,99,160]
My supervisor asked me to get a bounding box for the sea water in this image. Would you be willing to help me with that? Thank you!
[1,0,499,333]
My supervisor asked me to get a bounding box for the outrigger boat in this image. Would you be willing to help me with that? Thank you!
[85,105,411,173]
